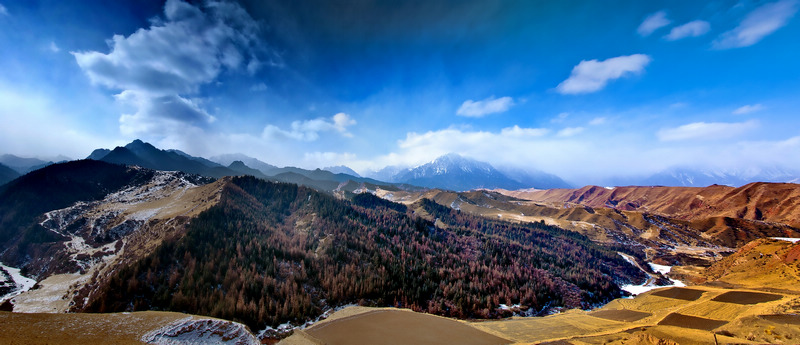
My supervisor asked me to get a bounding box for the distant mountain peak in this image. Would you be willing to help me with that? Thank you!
[422,153,492,175]
[396,154,519,191]
[385,153,570,191]
[323,165,361,177]
[124,139,158,152]
[229,160,248,169]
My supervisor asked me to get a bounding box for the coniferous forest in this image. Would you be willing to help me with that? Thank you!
[85,176,644,331]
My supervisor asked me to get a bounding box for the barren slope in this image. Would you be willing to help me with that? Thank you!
[5,170,225,313]
[0,311,258,345]
[499,182,800,228]
[377,188,744,266]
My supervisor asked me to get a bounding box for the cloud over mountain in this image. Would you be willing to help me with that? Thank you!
[72,0,267,137]
[657,120,758,141]
[262,113,356,141]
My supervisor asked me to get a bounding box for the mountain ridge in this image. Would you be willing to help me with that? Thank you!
[0,163,19,186]
[389,153,570,191]
[497,182,800,229]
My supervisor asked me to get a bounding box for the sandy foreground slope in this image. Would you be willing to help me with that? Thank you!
[0,311,258,345]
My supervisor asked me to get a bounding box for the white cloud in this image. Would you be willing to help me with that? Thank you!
[638,10,671,36]
[550,112,569,123]
[670,102,689,109]
[303,151,357,168]
[589,117,607,125]
[116,90,216,137]
[250,83,267,92]
[665,20,710,40]
[48,41,60,53]
[557,127,585,137]
[332,112,357,133]
[0,3,8,16]
[500,125,548,137]
[657,120,758,141]
[557,54,651,94]
[336,120,800,186]
[73,0,263,95]
[456,96,514,117]
[357,127,632,184]
[262,113,356,141]
[72,0,267,139]
[733,104,765,114]
[0,83,109,158]
[713,0,799,49]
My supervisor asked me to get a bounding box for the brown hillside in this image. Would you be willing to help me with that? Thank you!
[378,187,800,266]
[499,182,800,228]
[701,238,800,292]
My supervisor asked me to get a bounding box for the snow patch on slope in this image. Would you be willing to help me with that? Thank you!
[772,237,800,243]
[142,317,259,345]
[0,262,37,303]
[618,253,684,296]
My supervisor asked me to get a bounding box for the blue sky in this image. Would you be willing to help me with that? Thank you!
[1,0,799,184]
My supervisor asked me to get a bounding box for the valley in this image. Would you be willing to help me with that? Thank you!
[4,238,798,344]
[1,142,799,344]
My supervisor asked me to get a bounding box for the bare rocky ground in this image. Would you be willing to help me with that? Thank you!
[3,171,225,313]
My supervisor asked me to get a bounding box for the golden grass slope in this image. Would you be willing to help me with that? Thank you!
[702,238,800,292]
[282,282,797,345]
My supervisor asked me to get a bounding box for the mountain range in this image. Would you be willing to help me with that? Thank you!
[365,153,571,191]
[0,163,19,186]
[3,139,800,192]
[0,159,642,336]
[0,154,67,175]
[79,140,570,192]
[2,140,800,343]
[637,166,800,187]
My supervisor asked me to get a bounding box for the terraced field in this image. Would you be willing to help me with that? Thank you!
[281,284,799,345]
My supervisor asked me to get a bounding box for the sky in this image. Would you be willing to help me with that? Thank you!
[1,0,799,185]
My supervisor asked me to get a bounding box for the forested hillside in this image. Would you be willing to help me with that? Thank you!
[85,176,644,332]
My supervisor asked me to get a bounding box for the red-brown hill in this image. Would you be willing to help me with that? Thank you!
[499,183,800,228]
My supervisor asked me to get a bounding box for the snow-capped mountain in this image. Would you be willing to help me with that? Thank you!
[392,153,526,191]
[377,153,570,191]
[496,166,572,189]
[640,166,800,187]
[364,165,406,183]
